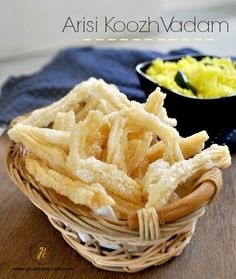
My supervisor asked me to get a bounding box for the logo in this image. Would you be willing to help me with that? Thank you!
[29,240,54,265]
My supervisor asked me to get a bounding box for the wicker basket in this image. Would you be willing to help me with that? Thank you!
[5,141,222,273]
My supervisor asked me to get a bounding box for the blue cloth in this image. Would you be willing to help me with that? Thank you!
[0,47,200,124]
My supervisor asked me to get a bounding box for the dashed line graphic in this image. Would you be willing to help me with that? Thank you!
[82,38,214,42]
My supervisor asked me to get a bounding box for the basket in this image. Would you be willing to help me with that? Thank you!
[5,140,222,273]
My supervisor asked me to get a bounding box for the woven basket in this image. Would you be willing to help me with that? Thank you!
[5,140,222,273]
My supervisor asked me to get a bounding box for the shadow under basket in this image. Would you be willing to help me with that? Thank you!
[5,142,222,273]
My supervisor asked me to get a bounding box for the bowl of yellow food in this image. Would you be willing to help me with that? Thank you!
[136,55,236,138]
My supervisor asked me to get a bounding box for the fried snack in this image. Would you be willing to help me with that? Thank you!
[75,157,143,205]
[122,107,183,163]
[7,77,232,220]
[146,144,231,209]
[53,111,75,131]
[131,159,150,181]
[85,112,106,158]
[75,96,100,122]
[19,78,130,128]
[127,132,153,176]
[96,99,116,115]
[67,110,105,173]
[8,123,70,152]
[144,88,177,127]
[25,156,115,209]
[159,107,177,127]
[146,131,209,163]
[67,122,86,172]
[125,139,140,165]
[8,126,68,175]
[91,79,131,109]
[106,115,127,172]
[126,126,147,141]
[142,160,170,199]
[19,78,97,127]
[179,131,209,158]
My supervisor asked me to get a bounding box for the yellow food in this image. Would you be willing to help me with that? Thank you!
[146,56,236,98]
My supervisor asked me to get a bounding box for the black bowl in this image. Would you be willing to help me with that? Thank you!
[136,55,236,139]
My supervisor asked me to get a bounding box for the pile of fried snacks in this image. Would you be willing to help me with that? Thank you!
[8,78,231,219]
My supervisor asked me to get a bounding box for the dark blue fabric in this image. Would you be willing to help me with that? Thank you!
[0,47,200,124]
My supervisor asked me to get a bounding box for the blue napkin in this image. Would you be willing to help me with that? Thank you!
[0,46,200,124]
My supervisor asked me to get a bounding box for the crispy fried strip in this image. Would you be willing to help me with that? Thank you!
[146,144,231,209]
[85,112,106,158]
[132,159,149,181]
[146,131,209,163]
[106,116,127,171]
[159,107,177,127]
[145,89,177,127]
[25,156,114,209]
[75,157,143,204]
[122,107,183,163]
[142,160,170,188]
[144,88,163,114]
[8,124,70,152]
[144,88,177,127]
[126,139,140,165]
[127,132,153,176]
[19,78,97,127]
[142,159,170,199]
[97,99,117,115]
[112,126,128,172]
[53,111,75,131]
[8,126,68,175]
[67,110,105,172]
[130,100,144,109]
[126,129,156,178]
[75,96,100,122]
[92,79,131,110]
[66,122,86,173]
[179,131,209,158]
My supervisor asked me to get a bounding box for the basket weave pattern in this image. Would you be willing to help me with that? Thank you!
[5,142,222,273]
